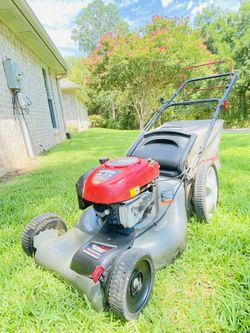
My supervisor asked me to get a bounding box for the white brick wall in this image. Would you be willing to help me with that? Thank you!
[62,90,89,130]
[0,19,66,175]
[0,118,28,176]
[62,91,78,122]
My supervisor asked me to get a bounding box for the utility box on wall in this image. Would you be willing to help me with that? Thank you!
[3,58,23,90]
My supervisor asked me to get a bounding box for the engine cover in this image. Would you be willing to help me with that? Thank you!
[83,157,159,204]
[119,191,153,228]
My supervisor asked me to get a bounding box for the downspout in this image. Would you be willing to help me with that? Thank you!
[19,111,34,158]
[76,95,81,130]
[56,73,68,136]
[14,91,34,158]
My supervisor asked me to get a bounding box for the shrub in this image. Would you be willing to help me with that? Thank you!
[89,114,105,127]
[105,118,118,129]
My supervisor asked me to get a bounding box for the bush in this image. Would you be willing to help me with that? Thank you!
[105,118,119,129]
[119,110,139,130]
[89,114,105,127]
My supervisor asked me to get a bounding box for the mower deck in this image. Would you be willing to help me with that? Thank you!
[34,176,187,311]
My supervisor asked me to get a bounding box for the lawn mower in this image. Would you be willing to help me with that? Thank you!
[21,66,237,321]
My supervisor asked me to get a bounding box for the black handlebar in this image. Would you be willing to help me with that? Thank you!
[129,71,238,160]
[144,72,238,132]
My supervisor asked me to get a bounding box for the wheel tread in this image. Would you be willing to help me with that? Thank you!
[108,248,154,321]
[194,162,218,223]
[21,213,67,256]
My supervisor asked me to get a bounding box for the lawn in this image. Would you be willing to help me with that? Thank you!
[0,128,249,333]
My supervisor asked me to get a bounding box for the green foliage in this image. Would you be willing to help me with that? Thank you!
[65,56,90,104]
[118,108,139,130]
[89,114,105,127]
[68,4,249,129]
[86,17,214,129]
[0,129,249,332]
[72,0,128,55]
[195,1,250,118]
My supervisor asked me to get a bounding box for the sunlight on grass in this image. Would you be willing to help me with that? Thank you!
[0,129,249,332]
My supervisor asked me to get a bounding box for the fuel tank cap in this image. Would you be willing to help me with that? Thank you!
[106,157,140,167]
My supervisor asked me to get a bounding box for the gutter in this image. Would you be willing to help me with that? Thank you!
[12,0,68,75]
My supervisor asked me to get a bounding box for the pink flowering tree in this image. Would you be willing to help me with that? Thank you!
[87,17,214,129]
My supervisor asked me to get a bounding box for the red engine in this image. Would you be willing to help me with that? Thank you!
[83,157,159,204]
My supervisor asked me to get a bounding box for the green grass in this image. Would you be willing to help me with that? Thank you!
[0,128,249,333]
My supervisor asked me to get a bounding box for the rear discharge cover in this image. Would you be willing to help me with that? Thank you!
[83,157,159,204]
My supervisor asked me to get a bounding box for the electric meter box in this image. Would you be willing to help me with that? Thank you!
[3,58,23,90]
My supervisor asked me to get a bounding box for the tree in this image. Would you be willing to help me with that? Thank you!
[86,17,214,129]
[72,0,128,55]
[195,1,250,118]
[66,56,90,104]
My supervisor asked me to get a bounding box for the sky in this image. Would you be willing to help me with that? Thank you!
[26,0,241,57]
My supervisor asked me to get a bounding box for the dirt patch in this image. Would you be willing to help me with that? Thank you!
[0,160,40,183]
[0,169,25,182]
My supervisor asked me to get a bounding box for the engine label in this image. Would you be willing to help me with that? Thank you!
[93,169,120,184]
[160,189,175,204]
[82,242,115,259]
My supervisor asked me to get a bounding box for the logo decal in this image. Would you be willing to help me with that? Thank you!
[83,242,115,259]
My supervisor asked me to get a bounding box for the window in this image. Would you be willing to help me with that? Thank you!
[42,68,57,128]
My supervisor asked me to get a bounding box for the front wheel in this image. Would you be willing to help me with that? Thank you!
[21,213,67,256]
[194,162,219,223]
[107,248,155,321]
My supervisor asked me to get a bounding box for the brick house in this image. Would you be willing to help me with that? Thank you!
[0,0,68,176]
[60,79,90,131]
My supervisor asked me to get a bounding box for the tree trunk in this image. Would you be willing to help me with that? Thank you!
[134,103,144,130]
[134,94,151,130]
[239,90,248,119]
[111,100,116,119]
[139,117,144,130]
[139,103,146,130]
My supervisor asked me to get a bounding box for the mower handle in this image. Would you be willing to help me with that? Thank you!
[128,71,238,162]
[144,72,238,132]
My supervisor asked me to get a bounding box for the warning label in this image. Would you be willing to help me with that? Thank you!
[160,189,174,204]
[83,242,114,259]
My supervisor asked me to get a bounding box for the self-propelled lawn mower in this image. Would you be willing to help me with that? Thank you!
[22,65,237,321]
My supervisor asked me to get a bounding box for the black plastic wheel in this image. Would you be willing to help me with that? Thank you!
[194,162,219,223]
[21,213,67,256]
[107,248,154,321]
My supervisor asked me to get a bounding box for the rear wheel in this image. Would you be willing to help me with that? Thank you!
[21,213,67,256]
[194,162,219,223]
[107,248,154,321]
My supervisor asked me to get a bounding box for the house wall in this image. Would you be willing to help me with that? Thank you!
[62,91,78,123]
[76,99,89,125]
[0,19,66,176]
[62,90,89,130]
